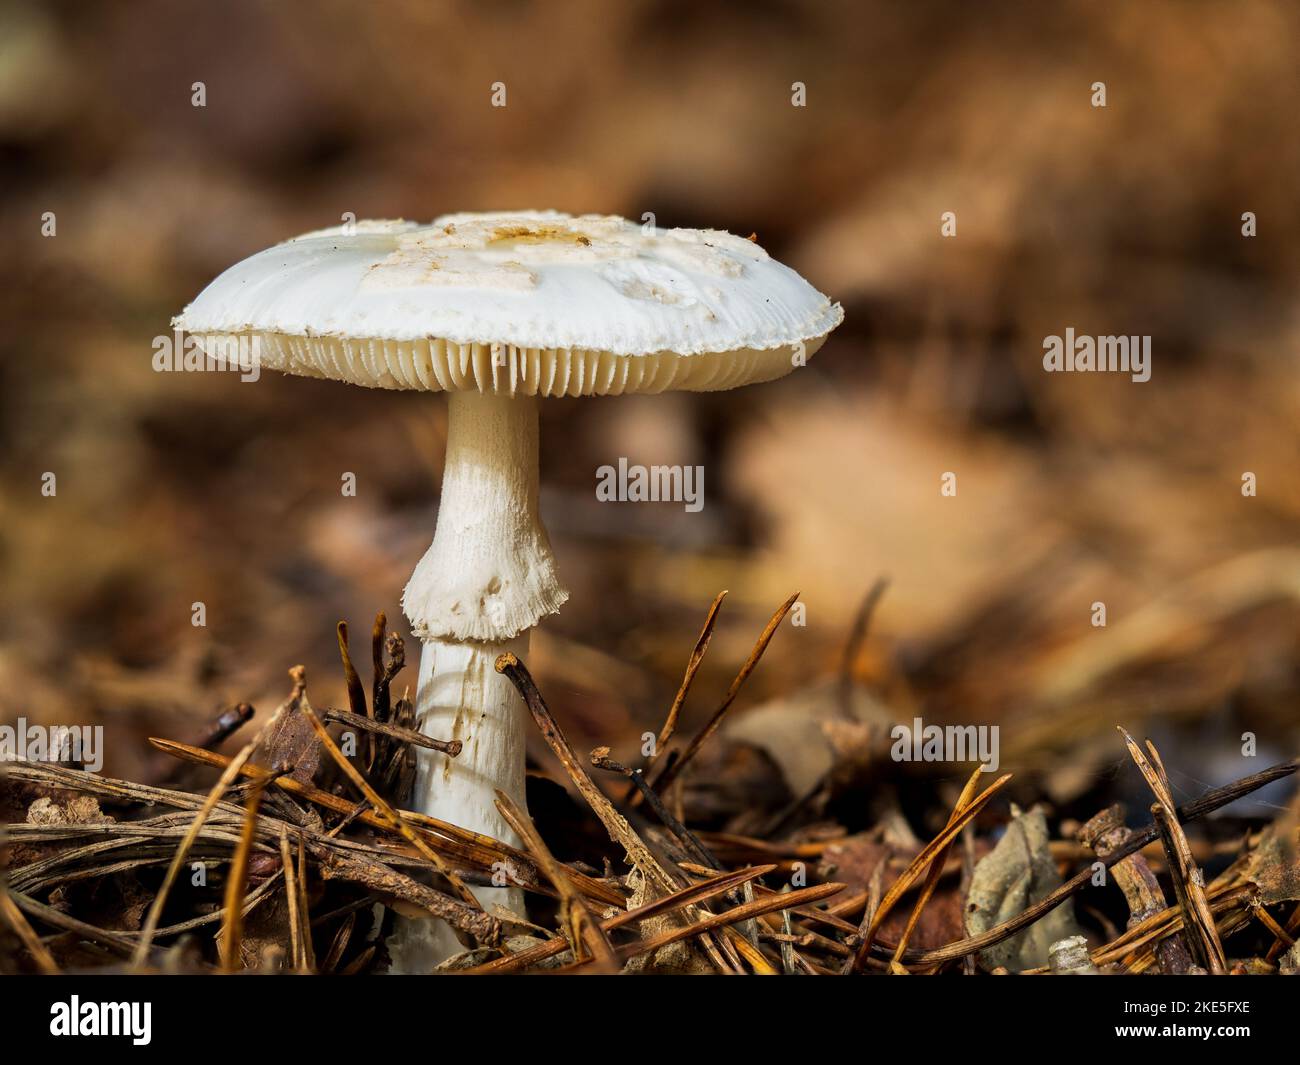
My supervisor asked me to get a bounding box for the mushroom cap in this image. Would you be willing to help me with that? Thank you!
[173,211,843,396]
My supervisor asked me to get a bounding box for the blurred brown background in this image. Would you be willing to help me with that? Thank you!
[3,0,1298,811]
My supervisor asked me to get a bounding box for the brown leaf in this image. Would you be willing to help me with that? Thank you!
[26,794,113,825]
[1246,826,1300,905]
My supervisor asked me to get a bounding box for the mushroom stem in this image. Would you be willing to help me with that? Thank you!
[387,634,530,971]
[403,391,567,644]
[391,390,567,970]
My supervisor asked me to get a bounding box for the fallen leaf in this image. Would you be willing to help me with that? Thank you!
[965,806,1082,971]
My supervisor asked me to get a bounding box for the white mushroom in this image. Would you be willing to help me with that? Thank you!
[174,210,842,970]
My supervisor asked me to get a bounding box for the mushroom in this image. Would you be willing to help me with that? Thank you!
[174,210,842,968]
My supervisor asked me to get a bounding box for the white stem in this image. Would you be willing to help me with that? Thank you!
[387,635,529,972]
[389,391,567,972]
[402,391,567,643]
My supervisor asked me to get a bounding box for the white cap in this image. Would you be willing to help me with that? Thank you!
[174,210,843,396]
